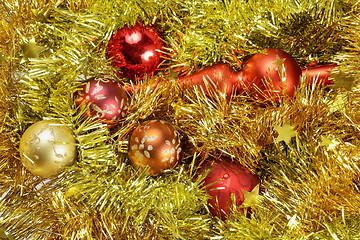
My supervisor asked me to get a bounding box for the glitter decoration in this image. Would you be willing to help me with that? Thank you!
[106,23,164,79]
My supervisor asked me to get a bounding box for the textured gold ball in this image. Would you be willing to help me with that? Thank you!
[19,120,77,178]
[128,120,182,175]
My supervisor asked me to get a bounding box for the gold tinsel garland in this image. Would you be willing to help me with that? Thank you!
[1,0,360,239]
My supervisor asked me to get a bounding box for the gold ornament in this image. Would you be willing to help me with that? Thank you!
[19,120,77,178]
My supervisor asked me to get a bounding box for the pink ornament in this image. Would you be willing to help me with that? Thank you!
[75,77,129,126]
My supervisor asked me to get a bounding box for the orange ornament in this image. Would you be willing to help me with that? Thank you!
[128,120,182,175]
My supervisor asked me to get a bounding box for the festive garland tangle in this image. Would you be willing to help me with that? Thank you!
[2,0,360,239]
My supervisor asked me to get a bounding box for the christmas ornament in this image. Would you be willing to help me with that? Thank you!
[106,23,164,79]
[302,64,337,87]
[128,120,182,175]
[75,77,129,125]
[179,48,302,101]
[124,50,337,100]
[201,158,260,220]
[330,70,355,91]
[319,136,340,150]
[19,120,77,178]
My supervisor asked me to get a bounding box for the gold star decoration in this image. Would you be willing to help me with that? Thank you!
[319,136,339,150]
[331,71,355,91]
[329,93,347,113]
[167,69,180,83]
[0,226,13,240]
[0,227,6,240]
[272,55,286,69]
[20,38,45,62]
[274,123,297,144]
[240,184,263,208]
[0,55,5,66]
[286,214,299,230]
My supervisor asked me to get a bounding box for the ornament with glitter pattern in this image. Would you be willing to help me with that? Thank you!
[75,77,129,125]
[128,120,182,175]
[19,120,77,178]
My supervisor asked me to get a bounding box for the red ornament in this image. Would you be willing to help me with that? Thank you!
[128,120,182,175]
[106,23,164,79]
[302,64,337,87]
[123,49,337,100]
[75,77,129,125]
[179,48,302,101]
[201,158,260,220]
[240,48,302,100]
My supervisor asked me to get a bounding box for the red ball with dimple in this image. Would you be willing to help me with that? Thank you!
[201,158,260,220]
[106,23,164,79]
[75,77,129,125]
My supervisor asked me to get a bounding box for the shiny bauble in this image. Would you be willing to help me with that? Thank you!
[19,120,77,178]
[201,158,260,220]
[179,48,302,101]
[128,120,182,175]
[106,23,164,79]
[75,77,129,126]
[239,48,301,100]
